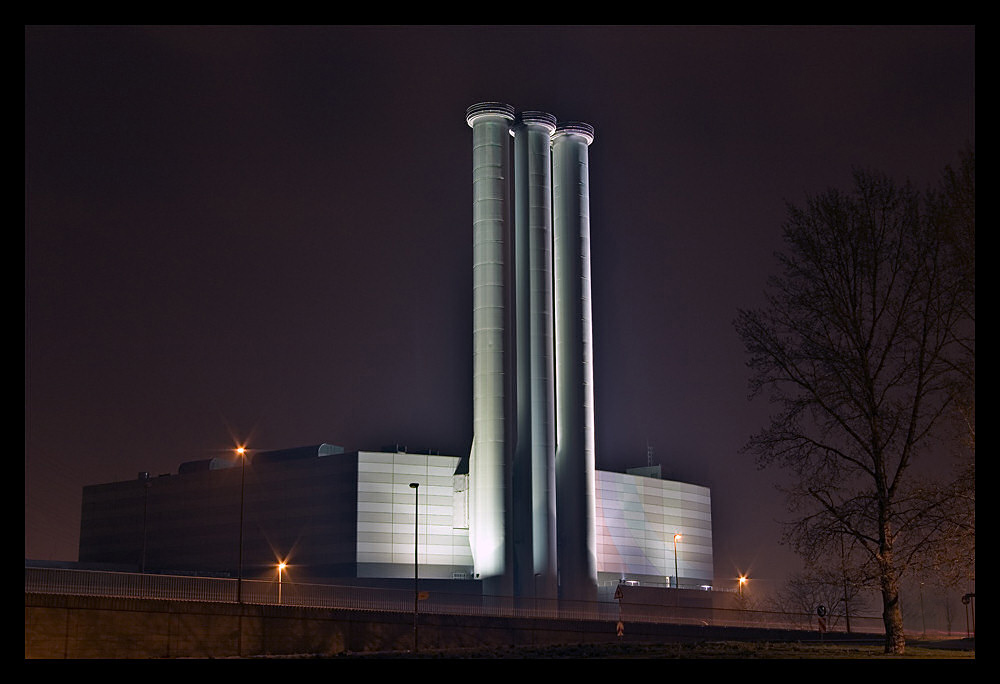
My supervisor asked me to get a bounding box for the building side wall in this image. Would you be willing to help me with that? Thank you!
[79,454,360,582]
[595,471,713,588]
[79,479,149,567]
[355,452,473,579]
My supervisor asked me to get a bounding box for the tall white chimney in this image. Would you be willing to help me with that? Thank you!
[551,121,598,603]
[465,102,515,591]
[512,111,558,602]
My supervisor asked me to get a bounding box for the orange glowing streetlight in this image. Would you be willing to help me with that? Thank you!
[738,574,748,597]
[236,445,248,603]
[277,561,287,604]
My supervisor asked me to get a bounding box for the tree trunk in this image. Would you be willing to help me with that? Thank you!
[881,580,906,653]
[879,546,906,654]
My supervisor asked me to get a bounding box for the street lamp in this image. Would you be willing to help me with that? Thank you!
[140,474,151,574]
[236,445,248,604]
[738,575,747,598]
[278,561,287,605]
[673,533,682,590]
[409,482,419,652]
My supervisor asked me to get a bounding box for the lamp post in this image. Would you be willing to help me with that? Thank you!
[919,581,926,638]
[673,533,682,590]
[236,446,247,604]
[738,575,747,598]
[140,475,151,574]
[409,482,419,653]
[278,561,286,605]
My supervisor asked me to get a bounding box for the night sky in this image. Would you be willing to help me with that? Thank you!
[25,26,974,594]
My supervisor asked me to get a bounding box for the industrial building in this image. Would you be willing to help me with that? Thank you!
[77,103,715,601]
[79,445,713,595]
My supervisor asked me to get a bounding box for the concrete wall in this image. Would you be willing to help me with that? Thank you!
[26,591,818,659]
[27,594,350,658]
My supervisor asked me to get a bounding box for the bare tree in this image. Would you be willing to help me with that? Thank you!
[767,564,873,633]
[734,152,974,654]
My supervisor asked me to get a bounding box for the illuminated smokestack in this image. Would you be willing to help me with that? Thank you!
[551,121,598,603]
[511,111,558,601]
[465,102,515,589]
[466,103,599,603]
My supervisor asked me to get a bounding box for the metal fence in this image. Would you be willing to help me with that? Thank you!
[25,566,882,633]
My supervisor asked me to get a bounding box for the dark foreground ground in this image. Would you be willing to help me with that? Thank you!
[271,638,975,659]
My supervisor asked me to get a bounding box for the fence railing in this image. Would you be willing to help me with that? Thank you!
[25,566,882,634]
